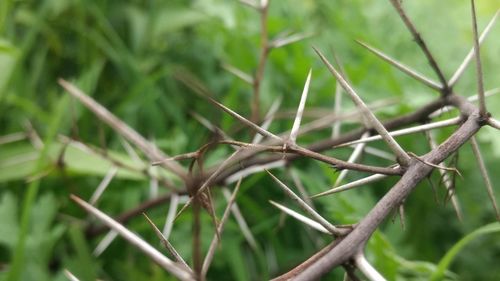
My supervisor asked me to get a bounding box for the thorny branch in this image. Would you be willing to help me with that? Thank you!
[61,1,500,280]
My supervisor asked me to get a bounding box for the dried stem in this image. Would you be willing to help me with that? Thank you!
[251,0,270,123]
[470,0,486,116]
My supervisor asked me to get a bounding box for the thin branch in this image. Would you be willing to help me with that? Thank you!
[290,69,313,144]
[266,170,344,235]
[388,0,448,92]
[252,0,271,123]
[335,117,461,148]
[429,88,500,118]
[219,140,403,175]
[313,47,411,166]
[356,40,441,91]
[201,178,242,278]
[142,213,193,273]
[270,200,330,234]
[177,149,244,219]
[290,145,402,175]
[70,195,195,281]
[87,96,448,238]
[470,0,486,116]
[152,151,200,165]
[470,137,500,220]
[448,10,499,86]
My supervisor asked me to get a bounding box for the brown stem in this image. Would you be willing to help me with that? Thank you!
[85,97,447,238]
[252,1,270,124]
[276,95,482,280]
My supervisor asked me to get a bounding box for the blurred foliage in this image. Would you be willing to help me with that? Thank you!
[0,0,499,280]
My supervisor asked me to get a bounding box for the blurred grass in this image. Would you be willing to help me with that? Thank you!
[0,0,499,280]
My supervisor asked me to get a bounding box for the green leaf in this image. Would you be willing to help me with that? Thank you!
[152,8,208,38]
[430,222,500,281]
[0,192,66,281]
[0,39,19,100]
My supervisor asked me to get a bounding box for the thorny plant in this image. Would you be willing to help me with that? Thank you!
[27,0,499,280]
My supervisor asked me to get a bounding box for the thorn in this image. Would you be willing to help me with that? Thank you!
[313,46,411,166]
[356,40,441,91]
[470,137,500,220]
[449,10,499,86]
[290,69,313,144]
[69,194,195,280]
[408,151,463,178]
[142,213,193,273]
[266,169,342,235]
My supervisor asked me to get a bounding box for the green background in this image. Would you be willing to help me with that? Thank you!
[1,0,499,280]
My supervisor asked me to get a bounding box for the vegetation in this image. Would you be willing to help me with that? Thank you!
[0,0,499,280]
